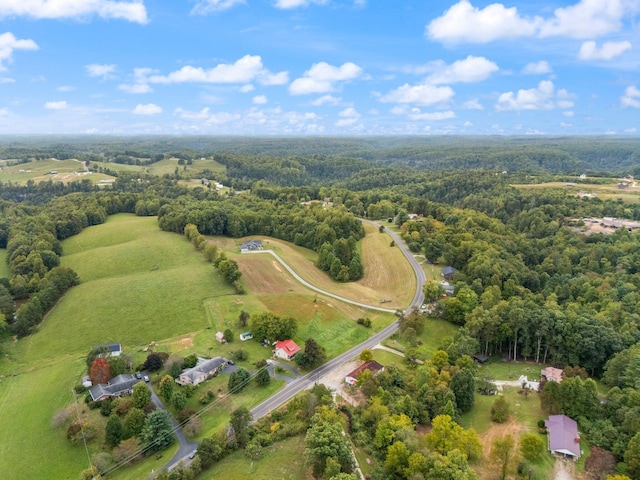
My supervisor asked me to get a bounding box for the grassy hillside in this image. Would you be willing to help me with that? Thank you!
[0,213,401,479]
[0,157,226,185]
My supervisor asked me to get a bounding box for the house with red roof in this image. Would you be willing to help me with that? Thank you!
[273,340,301,361]
[345,360,385,385]
[545,414,581,459]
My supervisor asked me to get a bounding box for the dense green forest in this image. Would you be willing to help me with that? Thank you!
[2,136,640,479]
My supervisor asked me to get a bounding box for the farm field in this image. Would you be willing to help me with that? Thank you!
[512,180,640,204]
[0,157,226,185]
[232,220,416,311]
[0,158,109,184]
[0,212,403,479]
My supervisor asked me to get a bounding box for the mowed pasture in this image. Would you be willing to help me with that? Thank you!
[0,158,114,185]
[233,221,415,311]
[0,157,226,185]
[513,180,640,204]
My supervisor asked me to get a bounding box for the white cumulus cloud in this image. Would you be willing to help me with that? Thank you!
[147,55,286,86]
[289,61,362,95]
[0,32,38,71]
[495,80,574,111]
[426,0,634,44]
[311,94,341,106]
[426,55,498,85]
[252,95,268,105]
[274,0,329,9]
[621,85,640,108]
[86,63,117,79]
[192,0,246,15]
[336,107,360,126]
[0,0,148,23]
[380,83,454,106]
[426,0,540,44]
[133,103,162,115]
[44,101,68,110]
[522,61,552,75]
[408,110,456,121]
[578,40,632,60]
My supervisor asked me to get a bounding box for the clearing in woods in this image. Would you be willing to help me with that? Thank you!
[232,221,415,310]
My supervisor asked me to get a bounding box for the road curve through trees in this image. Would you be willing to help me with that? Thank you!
[249,220,427,421]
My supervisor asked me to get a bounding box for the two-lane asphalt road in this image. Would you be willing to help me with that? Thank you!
[250,220,426,421]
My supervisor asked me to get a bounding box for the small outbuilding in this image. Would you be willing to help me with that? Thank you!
[93,343,122,357]
[215,331,226,343]
[273,340,301,361]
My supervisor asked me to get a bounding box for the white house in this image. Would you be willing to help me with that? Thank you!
[273,340,301,361]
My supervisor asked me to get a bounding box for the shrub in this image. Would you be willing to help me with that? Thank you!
[491,396,510,423]
[177,408,197,424]
[232,349,249,362]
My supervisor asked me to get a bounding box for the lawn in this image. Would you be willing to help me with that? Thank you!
[477,360,547,382]
[383,317,459,360]
[196,435,311,480]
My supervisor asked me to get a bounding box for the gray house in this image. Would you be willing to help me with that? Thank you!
[176,357,227,386]
[441,266,457,281]
[89,374,140,402]
[240,240,263,253]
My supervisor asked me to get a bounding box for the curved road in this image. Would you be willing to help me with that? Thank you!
[244,249,398,314]
[250,221,426,421]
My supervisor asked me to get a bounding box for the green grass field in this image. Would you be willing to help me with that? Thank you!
[0,157,227,186]
[197,435,311,480]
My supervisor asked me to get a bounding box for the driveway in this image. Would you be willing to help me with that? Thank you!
[143,377,198,475]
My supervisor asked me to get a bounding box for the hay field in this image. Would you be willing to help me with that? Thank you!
[233,221,415,310]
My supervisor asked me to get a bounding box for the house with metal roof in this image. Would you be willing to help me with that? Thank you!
[176,357,227,386]
[89,374,140,402]
[545,414,581,459]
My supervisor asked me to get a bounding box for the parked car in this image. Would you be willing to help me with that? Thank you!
[189,450,197,459]
[143,375,150,383]
[135,372,142,379]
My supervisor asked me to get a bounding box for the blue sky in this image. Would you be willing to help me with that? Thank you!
[0,0,639,135]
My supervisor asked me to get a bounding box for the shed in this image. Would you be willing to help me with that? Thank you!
[215,331,225,343]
